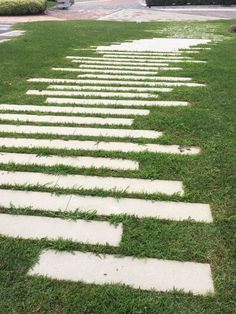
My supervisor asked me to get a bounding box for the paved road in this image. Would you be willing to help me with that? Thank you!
[0,0,236,22]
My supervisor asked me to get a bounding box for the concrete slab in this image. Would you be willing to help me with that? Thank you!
[28,249,214,295]
[0,214,122,246]
[0,152,139,170]
[0,189,212,222]
[0,137,200,155]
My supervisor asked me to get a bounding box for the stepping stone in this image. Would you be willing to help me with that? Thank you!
[68,56,206,64]
[76,69,160,75]
[0,171,183,195]
[97,51,184,56]
[26,89,154,99]
[80,64,180,72]
[0,104,150,116]
[78,61,181,70]
[96,38,211,52]
[0,137,200,155]
[0,189,212,222]
[47,97,188,107]
[28,249,214,295]
[0,113,133,126]
[0,124,162,139]
[47,84,172,93]
[77,74,192,82]
[103,54,192,60]
[28,78,205,87]
[0,214,122,246]
[0,152,139,170]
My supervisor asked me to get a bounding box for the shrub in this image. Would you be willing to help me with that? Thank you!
[0,0,47,15]
[146,0,236,5]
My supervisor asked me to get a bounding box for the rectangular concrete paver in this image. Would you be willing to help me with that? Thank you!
[0,171,183,195]
[26,89,154,99]
[28,249,214,295]
[80,64,180,72]
[28,78,205,87]
[0,189,212,222]
[0,152,139,170]
[47,84,172,93]
[77,74,192,82]
[0,214,122,246]
[0,124,162,139]
[0,103,150,116]
[0,113,133,126]
[0,137,200,155]
[46,97,189,107]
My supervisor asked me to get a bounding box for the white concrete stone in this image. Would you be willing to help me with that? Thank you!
[26,89,153,99]
[48,84,172,93]
[77,74,192,82]
[0,124,162,139]
[47,98,189,107]
[72,60,170,67]
[0,189,212,222]
[28,78,205,87]
[98,51,184,56]
[0,104,150,116]
[28,250,214,295]
[80,64,180,72]
[76,69,159,75]
[103,54,192,60]
[96,38,211,52]
[0,214,122,246]
[0,113,133,126]
[0,171,183,195]
[0,137,200,155]
[99,57,205,64]
[69,57,206,64]
[0,152,139,170]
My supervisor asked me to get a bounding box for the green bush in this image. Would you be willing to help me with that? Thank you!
[146,0,236,5]
[0,0,47,15]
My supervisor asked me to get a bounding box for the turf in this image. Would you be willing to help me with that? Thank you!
[0,20,235,313]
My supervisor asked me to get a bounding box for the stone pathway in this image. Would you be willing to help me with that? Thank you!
[0,24,24,43]
[0,37,215,295]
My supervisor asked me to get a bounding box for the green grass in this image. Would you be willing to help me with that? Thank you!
[0,20,235,313]
[47,0,56,8]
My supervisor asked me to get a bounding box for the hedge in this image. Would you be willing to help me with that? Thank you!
[146,0,236,5]
[0,0,47,15]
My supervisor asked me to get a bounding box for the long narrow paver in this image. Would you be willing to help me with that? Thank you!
[0,189,212,222]
[97,51,185,56]
[28,78,205,87]
[0,124,162,139]
[67,56,206,63]
[46,98,188,107]
[26,89,154,99]
[0,152,139,170]
[80,64,180,72]
[75,69,160,75]
[77,74,192,82]
[67,56,206,65]
[72,60,170,67]
[28,249,214,295]
[0,104,150,116]
[47,84,172,93]
[0,214,122,246]
[0,137,200,155]
[103,54,192,60]
[0,171,183,195]
[0,113,133,126]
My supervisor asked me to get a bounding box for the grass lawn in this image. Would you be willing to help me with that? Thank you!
[0,20,235,313]
[47,0,56,9]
